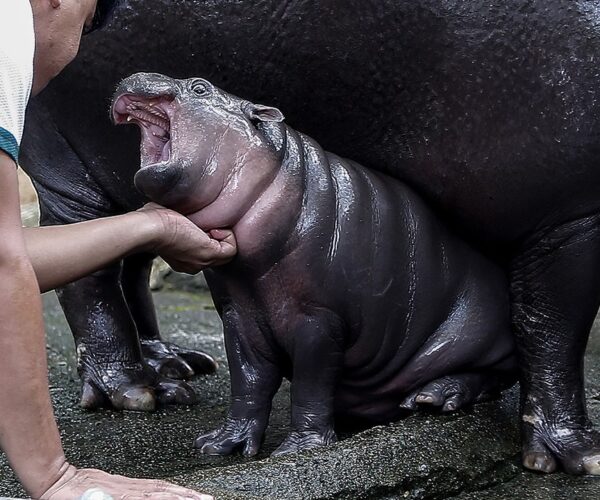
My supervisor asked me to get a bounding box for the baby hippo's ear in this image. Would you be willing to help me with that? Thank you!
[243,103,285,123]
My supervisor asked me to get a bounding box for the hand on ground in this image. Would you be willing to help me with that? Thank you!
[40,466,213,500]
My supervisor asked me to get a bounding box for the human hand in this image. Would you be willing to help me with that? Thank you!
[39,465,213,500]
[140,203,237,273]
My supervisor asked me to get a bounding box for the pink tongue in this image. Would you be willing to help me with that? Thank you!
[140,126,170,166]
[114,97,130,115]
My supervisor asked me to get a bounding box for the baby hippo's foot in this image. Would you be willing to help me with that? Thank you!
[195,416,268,457]
[399,373,502,413]
[141,339,218,379]
[271,428,337,456]
[78,357,197,411]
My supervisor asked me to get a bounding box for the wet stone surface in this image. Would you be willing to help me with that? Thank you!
[0,290,599,498]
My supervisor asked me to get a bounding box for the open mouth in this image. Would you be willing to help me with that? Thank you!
[112,94,174,168]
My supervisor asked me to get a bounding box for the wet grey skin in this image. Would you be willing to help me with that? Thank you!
[111,72,518,457]
[20,0,600,475]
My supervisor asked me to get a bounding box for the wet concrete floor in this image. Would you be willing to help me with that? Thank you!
[0,289,599,499]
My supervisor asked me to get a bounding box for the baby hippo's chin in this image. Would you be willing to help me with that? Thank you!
[185,207,242,234]
[134,161,185,207]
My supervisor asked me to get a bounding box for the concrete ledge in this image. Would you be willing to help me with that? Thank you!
[1,291,599,499]
[173,390,521,499]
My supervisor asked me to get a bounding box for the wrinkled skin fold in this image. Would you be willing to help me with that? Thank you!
[20,0,600,474]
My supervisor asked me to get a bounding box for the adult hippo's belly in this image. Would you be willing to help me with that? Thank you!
[20,0,600,475]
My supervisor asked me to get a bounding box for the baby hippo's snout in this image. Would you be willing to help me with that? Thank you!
[111,73,285,217]
[111,73,185,206]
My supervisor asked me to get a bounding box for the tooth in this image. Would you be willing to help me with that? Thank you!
[127,116,133,122]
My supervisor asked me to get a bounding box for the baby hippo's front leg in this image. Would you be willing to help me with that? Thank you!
[272,312,344,456]
[195,308,281,456]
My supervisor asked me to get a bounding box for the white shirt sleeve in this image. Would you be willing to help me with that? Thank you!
[0,0,35,164]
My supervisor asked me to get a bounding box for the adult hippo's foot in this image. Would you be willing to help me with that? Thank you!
[57,258,207,412]
[78,359,197,411]
[77,341,211,411]
[510,214,600,475]
[520,404,600,474]
[141,339,217,379]
[122,254,218,380]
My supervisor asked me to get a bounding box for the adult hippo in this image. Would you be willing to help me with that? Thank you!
[19,0,600,474]
[112,72,517,456]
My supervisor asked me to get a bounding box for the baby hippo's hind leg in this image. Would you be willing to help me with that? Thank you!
[399,257,516,413]
[399,357,517,413]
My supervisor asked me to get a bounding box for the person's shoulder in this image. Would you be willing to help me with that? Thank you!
[0,0,35,67]
[0,0,35,164]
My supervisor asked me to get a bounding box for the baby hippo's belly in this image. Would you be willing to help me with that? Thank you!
[332,260,516,424]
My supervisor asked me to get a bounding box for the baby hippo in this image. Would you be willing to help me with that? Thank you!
[112,73,516,456]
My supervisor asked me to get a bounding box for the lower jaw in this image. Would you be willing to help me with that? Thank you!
[134,161,185,206]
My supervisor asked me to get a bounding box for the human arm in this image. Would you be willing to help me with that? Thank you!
[1,153,212,499]
[0,151,66,497]
[0,5,216,496]
[24,203,236,293]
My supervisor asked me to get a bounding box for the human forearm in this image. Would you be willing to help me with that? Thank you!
[24,210,160,292]
[0,257,212,499]
[24,206,237,293]
[0,259,69,497]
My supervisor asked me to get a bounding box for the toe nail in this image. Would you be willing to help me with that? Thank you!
[416,394,433,404]
[583,455,600,475]
[120,388,156,411]
[80,383,105,409]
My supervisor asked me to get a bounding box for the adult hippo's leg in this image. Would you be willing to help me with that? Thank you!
[55,265,195,410]
[510,214,600,474]
[20,102,203,411]
[39,206,199,411]
[120,253,217,378]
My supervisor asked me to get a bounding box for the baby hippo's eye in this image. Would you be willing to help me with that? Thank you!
[191,80,210,96]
